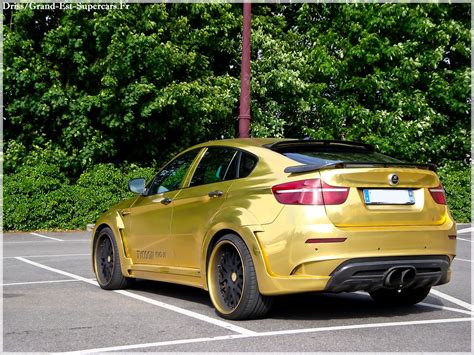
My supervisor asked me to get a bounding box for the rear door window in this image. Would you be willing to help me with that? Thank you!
[190,147,238,187]
[239,152,258,178]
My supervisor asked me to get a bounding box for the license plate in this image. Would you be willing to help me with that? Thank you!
[363,189,415,205]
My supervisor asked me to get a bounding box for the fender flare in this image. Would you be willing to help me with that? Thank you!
[200,207,271,291]
[92,211,132,276]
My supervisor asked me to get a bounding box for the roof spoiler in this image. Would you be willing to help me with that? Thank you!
[284,162,438,174]
[266,139,375,152]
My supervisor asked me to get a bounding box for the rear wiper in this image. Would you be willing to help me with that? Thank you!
[284,161,437,174]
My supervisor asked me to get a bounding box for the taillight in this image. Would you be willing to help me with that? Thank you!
[272,179,323,205]
[321,181,350,205]
[272,179,349,205]
[429,184,447,205]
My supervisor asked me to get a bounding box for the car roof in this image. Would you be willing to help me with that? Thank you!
[191,138,290,149]
[189,138,374,151]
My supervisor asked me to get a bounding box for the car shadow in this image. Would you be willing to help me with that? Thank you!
[269,292,441,321]
[129,279,213,306]
[128,279,443,321]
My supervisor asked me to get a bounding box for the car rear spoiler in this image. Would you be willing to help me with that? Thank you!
[284,161,438,174]
[266,139,375,151]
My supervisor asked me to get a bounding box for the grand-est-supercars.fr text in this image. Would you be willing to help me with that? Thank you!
[3,2,130,11]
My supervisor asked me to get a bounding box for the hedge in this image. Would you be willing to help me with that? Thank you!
[4,163,155,231]
[437,161,471,223]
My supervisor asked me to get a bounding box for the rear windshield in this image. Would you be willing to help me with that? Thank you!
[279,147,402,166]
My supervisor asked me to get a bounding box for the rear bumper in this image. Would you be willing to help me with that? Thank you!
[254,210,456,295]
[324,255,450,293]
[257,255,451,296]
[256,211,456,278]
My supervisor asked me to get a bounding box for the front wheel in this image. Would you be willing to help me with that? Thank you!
[369,286,431,306]
[207,234,272,320]
[93,227,133,290]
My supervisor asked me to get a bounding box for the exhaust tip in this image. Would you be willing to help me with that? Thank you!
[383,266,417,289]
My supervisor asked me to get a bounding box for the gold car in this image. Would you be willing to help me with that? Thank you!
[92,139,456,319]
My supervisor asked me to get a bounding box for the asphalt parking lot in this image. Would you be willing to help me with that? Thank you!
[3,224,472,352]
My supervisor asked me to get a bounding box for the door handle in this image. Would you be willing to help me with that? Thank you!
[208,190,224,198]
[161,197,173,205]
[121,210,131,216]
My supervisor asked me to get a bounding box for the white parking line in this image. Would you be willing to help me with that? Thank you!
[15,257,255,336]
[457,227,473,234]
[15,257,97,284]
[112,289,255,335]
[456,237,472,243]
[14,256,471,353]
[30,232,63,242]
[2,279,95,286]
[418,302,473,316]
[3,253,90,259]
[430,289,472,311]
[3,240,89,244]
[454,258,472,263]
[355,291,472,315]
[65,317,474,353]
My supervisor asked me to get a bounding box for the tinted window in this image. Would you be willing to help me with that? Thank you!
[239,152,258,178]
[225,152,239,180]
[279,146,401,166]
[148,150,199,195]
[190,148,238,187]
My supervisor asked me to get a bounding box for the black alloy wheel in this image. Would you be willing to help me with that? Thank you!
[217,245,244,310]
[97,234,114,284]
[207,234,273,320]
[94,227,133,290]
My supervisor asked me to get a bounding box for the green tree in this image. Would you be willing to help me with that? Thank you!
[4,4,242,175]
[5,4,470,169]
[250,4,470,165]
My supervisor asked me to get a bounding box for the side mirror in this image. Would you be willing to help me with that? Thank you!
[128,178,146,195]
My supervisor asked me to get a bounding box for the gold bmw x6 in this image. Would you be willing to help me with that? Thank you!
[92,139,456,319]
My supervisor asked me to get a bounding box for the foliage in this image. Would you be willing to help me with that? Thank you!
[4,162,69,230]
[438,161,471,223]
[5,4,470,171]
[4,163,155,230]
[3,3,471,229]
[4,140,70,174]
[4,4,241,175]
[250,4,470,165]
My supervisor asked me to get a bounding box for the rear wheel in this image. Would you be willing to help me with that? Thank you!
[94,227,133,290]
[207,234,272,320]
[369,286,431,306]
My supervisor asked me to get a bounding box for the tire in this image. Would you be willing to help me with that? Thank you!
[207,234,273,320]
[369,286,431,306]
[93,227,133,290]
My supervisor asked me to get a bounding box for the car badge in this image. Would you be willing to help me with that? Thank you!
[389,173,399,185]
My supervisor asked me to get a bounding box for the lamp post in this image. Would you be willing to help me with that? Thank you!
[238,3,251,138]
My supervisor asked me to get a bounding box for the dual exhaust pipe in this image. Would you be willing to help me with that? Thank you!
[383,266,417,289]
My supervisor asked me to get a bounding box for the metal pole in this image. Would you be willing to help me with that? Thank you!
[238,2,251,138]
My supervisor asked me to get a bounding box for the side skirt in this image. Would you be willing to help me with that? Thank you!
[128,264,203,289]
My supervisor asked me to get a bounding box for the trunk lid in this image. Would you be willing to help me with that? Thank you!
[319,167,447,227]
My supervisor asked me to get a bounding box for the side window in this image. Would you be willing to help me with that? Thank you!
[190,148,238,187]
[239,152,257,178]
[148,150,199,195]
